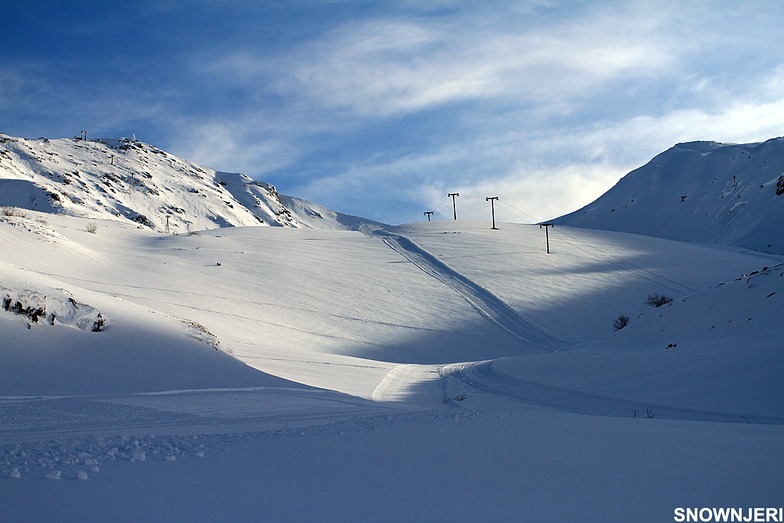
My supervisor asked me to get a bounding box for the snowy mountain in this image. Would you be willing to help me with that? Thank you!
[554,137,784,253]
[0,132,378,233]
[2,134,783,520]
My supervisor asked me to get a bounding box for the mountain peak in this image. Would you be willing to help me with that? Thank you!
[554,136,784,253]
[671,140,727,152]
[0,133,379,233]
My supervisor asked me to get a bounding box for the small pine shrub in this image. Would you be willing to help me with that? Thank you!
[644,294,672,307]
[86,222,98,234]
[1,207,27,218]
[613,315,629,331]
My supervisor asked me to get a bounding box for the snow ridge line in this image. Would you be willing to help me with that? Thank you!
[374,230,565,351]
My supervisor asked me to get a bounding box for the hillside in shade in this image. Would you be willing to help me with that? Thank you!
[554,137,784,253]
[0,133,379,233]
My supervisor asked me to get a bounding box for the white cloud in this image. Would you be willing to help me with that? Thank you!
[444,163,625,224]
[299,16,672,116]
[450,95,784,223]
[166,118,303,178]
[567,96,784,167]
[287,86,784,224]
[137,2,784,224]
[234,18,495,117]
[199,2,679,120]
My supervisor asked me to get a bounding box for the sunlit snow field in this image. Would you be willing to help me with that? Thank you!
[2,213,782,522]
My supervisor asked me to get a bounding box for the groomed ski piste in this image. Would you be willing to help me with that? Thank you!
[2,211,783,522]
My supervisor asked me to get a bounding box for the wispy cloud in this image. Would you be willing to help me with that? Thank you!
[4,0,783,225]
[288,79,784,224]
[204,3,677,120]
[434,94,784,223]
[181,6,673,138]
[166,117,304,178]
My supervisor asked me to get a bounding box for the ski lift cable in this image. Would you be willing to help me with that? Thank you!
[426,196,449,215]
[425,194,694,293]
[555,227,697,293]
[551,227,696,294]
[453,194,540,223]
[431,197,452,217]
[495,199,543,223]
[548,226,697,294]
[553,233,693,295]
[458,193,492,200]
[495,200,538,224]
[422,194,694,294]
[495,204,532,224]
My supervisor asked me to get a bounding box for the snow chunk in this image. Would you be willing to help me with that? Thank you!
[0,286,106,332]
[185,320,220,349]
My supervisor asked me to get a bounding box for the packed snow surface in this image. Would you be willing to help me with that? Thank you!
[1,207,782,521]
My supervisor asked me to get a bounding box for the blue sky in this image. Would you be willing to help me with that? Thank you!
[2,1,783,224]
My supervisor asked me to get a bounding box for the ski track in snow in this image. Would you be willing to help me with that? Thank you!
[0,388,408,477]
[371,364,442,403]
[374,230,566,351]
[447,361,784,425]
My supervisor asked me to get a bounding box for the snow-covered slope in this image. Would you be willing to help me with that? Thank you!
[0,133,378,233]
[451,260,784,421]
[554,137,784,253]
[2,203,782,519]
